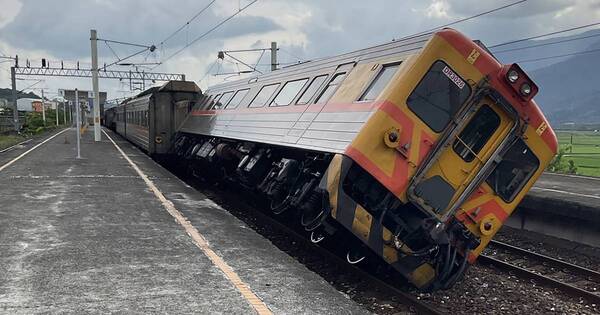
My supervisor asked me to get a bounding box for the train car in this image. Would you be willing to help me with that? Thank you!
[108,81,201,156]
[170,28,558,290]
[103,105,116,131]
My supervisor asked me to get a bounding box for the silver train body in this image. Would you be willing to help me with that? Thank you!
[104,81,201,156]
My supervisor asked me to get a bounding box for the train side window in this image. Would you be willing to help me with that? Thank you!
[486,139,539,202]
[407,60,471,133]
[314,72,346,104]
[271,78,308,106]
[208,94,221,109]
[225,89,250,109]
[215,91,234,109]
[296,75,328,105]
[249,83,280,108]
[358,63,400,102]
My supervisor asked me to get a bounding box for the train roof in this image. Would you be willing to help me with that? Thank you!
[159,80,202,93]
[207,32,438,92]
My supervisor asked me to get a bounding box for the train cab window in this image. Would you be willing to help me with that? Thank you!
[358,63,400,102]
[296,75,328,105]
[315,72,346,104]
[215,91,234,109]
[225,89,249,109]
[271,78,308,106]
[407,60,471,133]
[452,105,500,162]
[486,139,539,202]
[249,83,280,108]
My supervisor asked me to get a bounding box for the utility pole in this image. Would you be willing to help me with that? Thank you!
[270,42,278,71]
[41,89,46,126]
[10,66,18,132]
[55,95,59,126]
[63,101,66,125]
[90,29,101,142]
[75,89,81,158]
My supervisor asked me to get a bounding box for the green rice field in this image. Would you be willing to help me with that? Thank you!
[555,130,600,177]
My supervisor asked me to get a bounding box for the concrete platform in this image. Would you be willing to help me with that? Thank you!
[509,173,600,247]
[0,128,367,314]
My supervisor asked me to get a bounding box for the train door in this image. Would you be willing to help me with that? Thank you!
[409,98,515,219]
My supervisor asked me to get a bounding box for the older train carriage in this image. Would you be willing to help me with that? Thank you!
[172,28,558,290]
[108,81,201,156]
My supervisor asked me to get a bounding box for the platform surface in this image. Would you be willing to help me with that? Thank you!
[529,172,600,209]
[0,128,367,314]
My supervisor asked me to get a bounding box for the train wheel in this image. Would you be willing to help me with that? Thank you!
[346,249,366,265]
[300,192,328,231]
[310,229,326,244]
[270,182,295,215]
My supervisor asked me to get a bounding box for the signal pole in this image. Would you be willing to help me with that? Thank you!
[75,89,81,159]
[270,42,278,71]
[41,89,46,125]
[10,66,18,132]
[90,29,101,142]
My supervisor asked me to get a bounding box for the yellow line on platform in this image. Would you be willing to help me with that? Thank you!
[102,129,273,315]
[0,128,69,173]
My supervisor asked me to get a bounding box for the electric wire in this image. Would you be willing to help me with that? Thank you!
[492,32,600,54]
[401,0,528,39]
[159,0,217,45]
[489,21,600,48]
[515,47,600,63]
[154,0,258,69]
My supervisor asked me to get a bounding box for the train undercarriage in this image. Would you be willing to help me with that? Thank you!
[168,132,479,291]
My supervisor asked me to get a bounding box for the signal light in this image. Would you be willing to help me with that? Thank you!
[499,64,538,102]
[507,70,519,83]
[520,83,532,96]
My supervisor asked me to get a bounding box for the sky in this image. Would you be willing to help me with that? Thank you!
[0,0,599,101]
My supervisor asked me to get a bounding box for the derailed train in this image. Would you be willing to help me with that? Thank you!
[105,28,558,290]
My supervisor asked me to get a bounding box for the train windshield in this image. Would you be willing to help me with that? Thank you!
[486,139,539,202]
[407,60,471,132]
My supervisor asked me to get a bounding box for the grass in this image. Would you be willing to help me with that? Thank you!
[554,130,600,177]
[0,133,26,151]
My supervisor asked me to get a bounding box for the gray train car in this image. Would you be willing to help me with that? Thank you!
[108,81,201,156]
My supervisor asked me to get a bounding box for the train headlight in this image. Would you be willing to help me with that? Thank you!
[520,83,532,96]
[507,70,519,83]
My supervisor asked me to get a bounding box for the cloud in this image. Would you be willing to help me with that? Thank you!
[0,0,22,29]
[0,0,599,97]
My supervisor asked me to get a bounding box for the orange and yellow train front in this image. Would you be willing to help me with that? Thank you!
[323,29,558,290]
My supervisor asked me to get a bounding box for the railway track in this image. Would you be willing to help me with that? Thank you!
[480,240,600,305]
[178,176,443,315]
[227,198,442,314]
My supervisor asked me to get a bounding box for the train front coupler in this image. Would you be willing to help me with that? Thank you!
[419,218,480,291]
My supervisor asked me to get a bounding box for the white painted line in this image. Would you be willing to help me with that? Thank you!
[0,128,70,173]
[0,138,33,153]
[543,172,600,182]
[8,175,144,179]
[102,129,273,315]
[531,187,600,200]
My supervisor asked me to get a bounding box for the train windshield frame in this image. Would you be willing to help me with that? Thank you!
[407,60,471,133]
[486,139,539,202]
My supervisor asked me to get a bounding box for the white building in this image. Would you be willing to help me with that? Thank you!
[16,98,42,112]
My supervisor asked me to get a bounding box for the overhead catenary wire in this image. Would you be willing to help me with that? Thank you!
[401,0,528,39]
[489,21,600,48]
[159,0,217,46]
[515,47,600,63]
[154,0,258,69]
[492,32,600,54]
